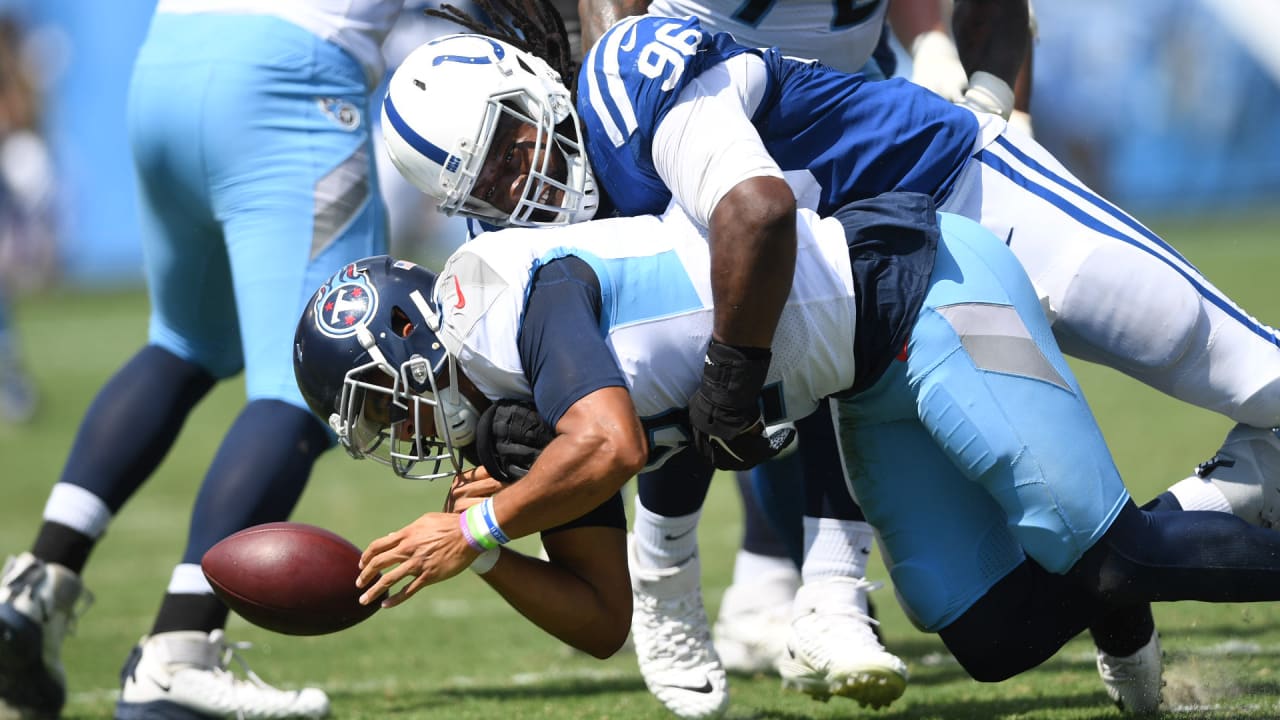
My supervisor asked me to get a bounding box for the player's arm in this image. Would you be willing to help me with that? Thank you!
[651,59,797,469]
[579,0,651,53]
[477,525,630,658]
[357,258,646,606]
[951,0,1031,119]
[890,0,969,103]
[447,453,631,659]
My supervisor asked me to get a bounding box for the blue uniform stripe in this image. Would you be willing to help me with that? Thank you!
[977,147,1280,348]
[584,23,639,148]
[382,94,452,167]
[992,136,1193,267]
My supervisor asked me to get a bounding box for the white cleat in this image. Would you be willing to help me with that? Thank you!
[712,566,798,676]
[0,552,88,720]
[778,577,908,709]
[115,630,329,719]
[1195,424,1280,527]
[1096,630,1163,716]
[630,546,728,720]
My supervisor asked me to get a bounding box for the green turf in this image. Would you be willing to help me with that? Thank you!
[2,210,1280,719]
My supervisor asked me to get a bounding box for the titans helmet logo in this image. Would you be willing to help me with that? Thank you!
[313,264,378,339]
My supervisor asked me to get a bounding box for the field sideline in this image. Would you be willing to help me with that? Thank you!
[2,210,1280,719]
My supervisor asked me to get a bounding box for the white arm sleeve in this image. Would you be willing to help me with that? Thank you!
[650,54,785,228]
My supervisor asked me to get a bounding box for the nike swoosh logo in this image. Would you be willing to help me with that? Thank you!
[453,275,466,310]
[1005,227,1014,246]
[663,528,695,541]
[669,679,714,694]
[620,26,638,52]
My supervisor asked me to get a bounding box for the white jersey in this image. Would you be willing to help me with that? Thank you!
[154,0,405,87]
[433,202,857,467]
[647,0,889,73]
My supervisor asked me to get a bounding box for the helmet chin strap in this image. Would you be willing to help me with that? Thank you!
[429,353,479,448]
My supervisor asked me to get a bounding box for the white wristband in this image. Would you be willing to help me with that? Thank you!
[470,546,501,575]
[961,71,1016,120]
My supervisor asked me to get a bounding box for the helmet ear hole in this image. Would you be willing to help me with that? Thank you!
[391,306,414,338]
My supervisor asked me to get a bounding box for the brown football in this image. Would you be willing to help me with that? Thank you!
[201,522,380,636]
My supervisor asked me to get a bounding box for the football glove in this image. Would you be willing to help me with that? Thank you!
[474,399,555,483]
[688,340,796,471]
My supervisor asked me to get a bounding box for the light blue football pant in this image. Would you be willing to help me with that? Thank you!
[127,13,388,408]
[837,212,1131,632]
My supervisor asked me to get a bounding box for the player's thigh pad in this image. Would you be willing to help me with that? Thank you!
[837,391,1025,632]
[137,14,388,402]
[913,214,1129,574]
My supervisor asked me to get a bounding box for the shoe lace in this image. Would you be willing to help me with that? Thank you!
[0,556,92,635]
[1097,649,1144,683]
[65,587,94,637]
[637,591,714,668]
[799,578,886,649]
[206,630,294,720]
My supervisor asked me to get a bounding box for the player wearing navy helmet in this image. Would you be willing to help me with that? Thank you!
[295,191,1280,719]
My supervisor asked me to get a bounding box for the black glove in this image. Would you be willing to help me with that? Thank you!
[474,399,556,483]
[688,340,796,471]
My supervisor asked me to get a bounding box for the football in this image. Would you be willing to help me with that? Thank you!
[201,521,381,636]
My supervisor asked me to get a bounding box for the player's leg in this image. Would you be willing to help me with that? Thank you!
[916,214,1280,707]
[113,14,382,720]
[0,24,231,716]
[942,120,1280,529]
[0,288,36,424]
[779,404,909,708]
[629,450,728,720]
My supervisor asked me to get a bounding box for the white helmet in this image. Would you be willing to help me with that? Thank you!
[381,34,598,227]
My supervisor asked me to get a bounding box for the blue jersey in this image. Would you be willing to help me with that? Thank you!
[577,15,980,218]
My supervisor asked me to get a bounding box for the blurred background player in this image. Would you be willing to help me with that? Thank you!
[0,12,55,425]
[0,1,401,718]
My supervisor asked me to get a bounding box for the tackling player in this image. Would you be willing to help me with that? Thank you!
[568,1,1035,713]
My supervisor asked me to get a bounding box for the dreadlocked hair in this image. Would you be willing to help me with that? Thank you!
[424,0,578,94]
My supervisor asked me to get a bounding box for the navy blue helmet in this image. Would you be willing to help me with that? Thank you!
[293,255,479,480]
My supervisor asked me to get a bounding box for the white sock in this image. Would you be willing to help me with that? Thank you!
[801,516,873,583]
[43,482,112,539]
[632,495,701,569]
[732,549,798,584]
[1167,475,1233,514]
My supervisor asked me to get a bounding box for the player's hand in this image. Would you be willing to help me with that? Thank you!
[688,340,796,470]
[356,512,477,608]
[444,466,503,513]
[475,398,556,483]
[910,30,968,102]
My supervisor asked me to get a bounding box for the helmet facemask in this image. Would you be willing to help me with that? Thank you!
[330,326,479,481]
[452,95,597,227]
[380,34,599,229]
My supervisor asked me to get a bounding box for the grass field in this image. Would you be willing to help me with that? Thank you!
[3,211,1280,719]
